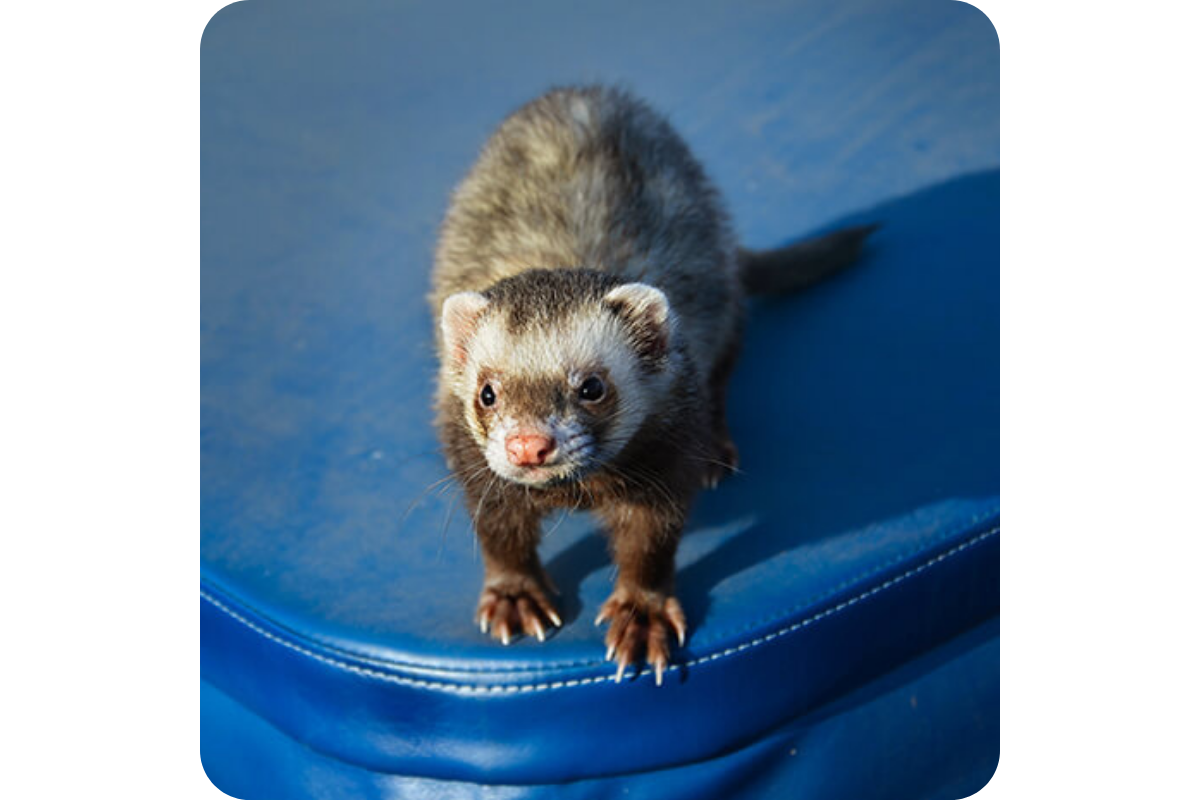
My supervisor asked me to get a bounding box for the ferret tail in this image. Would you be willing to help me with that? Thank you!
[737,223,879,296]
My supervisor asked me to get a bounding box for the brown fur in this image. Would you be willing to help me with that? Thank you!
[429,86,873,681]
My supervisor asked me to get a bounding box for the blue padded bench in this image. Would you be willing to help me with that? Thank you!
[201,1,999,797]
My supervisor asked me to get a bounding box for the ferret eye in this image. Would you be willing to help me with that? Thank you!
[479,383,496,407]
[578,376,606,402]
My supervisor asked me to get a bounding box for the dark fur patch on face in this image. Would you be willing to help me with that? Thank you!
[484,269,622,334]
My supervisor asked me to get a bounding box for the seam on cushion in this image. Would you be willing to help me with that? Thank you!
[201,508,998,676]
[201,524,998,694]
[701,510,999,643]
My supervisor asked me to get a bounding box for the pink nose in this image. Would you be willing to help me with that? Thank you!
[506,432,556,467]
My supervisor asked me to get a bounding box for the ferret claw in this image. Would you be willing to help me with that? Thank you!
[596,592,687,687]
[670,621,686,646]
[476,582,561,646]
[665,598,687,647]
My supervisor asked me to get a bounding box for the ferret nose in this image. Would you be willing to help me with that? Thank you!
[506,432,556,467]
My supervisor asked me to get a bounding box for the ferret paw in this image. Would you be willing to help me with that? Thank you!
[476,579,562,645]
[595,592,687,686]
[702,438,740,489]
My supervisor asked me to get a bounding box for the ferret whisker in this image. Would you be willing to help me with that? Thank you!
[544,507,572,539]
[398,471,464,530]
[435,484,466,561]
[684,454,746,475]
[472,474,500,525]
[646,431,747,476]
[438,482,460,553]
[606,463,683,517]
[448,464,494,499]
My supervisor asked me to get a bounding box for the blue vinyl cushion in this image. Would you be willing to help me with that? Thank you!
[201,0,999,796]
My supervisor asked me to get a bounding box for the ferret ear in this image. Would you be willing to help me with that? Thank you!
[441,292,490,366]
[603,283,672,362]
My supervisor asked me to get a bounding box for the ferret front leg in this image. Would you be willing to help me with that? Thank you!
[470,491,561,645]
[595,501,687,685]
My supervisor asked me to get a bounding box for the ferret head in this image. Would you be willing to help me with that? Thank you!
[440,270,674,488]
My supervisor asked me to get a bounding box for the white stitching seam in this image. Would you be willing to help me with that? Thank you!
[201,525,998,695]
[202,511,999,676]
[698,511,999,643]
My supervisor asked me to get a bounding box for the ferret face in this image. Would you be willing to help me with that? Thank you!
[441,276,672,488]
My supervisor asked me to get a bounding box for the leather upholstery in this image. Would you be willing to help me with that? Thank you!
[201,0,999,795]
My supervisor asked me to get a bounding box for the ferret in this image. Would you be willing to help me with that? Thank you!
[431,85,873,685]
